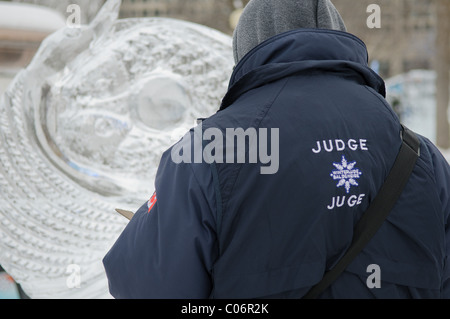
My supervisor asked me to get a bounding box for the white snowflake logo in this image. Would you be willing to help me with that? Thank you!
[330,155,362,194]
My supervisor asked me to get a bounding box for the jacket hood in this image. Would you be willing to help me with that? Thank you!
[221,29,385,110]
[233,0,347,64]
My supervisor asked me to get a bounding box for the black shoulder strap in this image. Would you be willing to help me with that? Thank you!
[302,125,420,299]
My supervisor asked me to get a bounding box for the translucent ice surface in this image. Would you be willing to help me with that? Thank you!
[0,0,233,298]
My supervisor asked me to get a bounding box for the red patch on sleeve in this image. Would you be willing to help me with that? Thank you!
[147,191,157,213]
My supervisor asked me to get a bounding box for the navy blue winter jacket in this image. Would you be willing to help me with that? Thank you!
[103,29,450,299]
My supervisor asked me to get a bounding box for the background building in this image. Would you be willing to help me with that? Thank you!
[118,0,436,79]
[0,0,440,79]
[119,0,242,34]
[333,0,436,78]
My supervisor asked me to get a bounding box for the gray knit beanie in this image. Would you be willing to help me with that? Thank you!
[233,0,347,64]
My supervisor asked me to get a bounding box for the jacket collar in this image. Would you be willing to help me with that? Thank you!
[220,29,385,111]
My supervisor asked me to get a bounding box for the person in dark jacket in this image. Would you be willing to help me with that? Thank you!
[103,0,450,299]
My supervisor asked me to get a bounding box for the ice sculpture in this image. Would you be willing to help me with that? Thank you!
[0,0,234,298]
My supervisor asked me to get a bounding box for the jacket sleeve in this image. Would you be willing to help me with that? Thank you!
[103,132,218,299]
[427,141,450,298]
